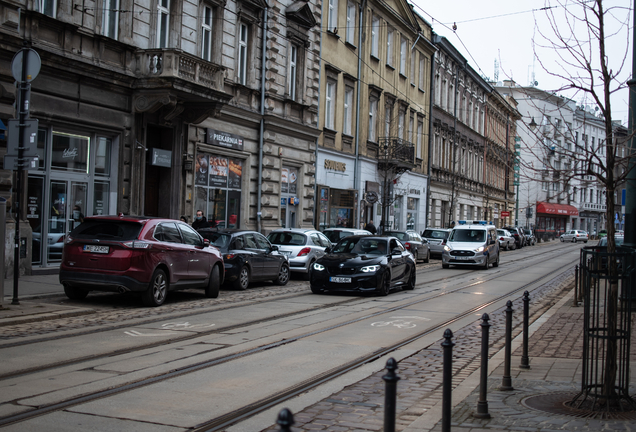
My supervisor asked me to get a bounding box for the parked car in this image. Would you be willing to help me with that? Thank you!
[442,222,500,269]
[504,226,525,249]
[267,228,332,279]
[310,235,416,296]
[560,230,589,243]
[322,228,371,243]
[497,229,516,251]
[59,216,224,306]
[384,230,430,263]
[597,235,624,247]
[523,229,536,246]
[198,228,290,290]
[598,229,608,239]
[421,228,450,258]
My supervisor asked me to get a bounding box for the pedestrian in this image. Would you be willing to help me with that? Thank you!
[364,219,377,234]
[180,215,188,224]
[192,210,210,230]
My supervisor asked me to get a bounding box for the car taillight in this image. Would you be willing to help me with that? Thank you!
[65,235,74,244]
[56,235,65,243]
[297,247,311,257]
[225,253,237,259]
[122,241,151,249]
[404,243,411,249]
[499,237,504,240]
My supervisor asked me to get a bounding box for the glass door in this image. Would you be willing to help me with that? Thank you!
[46,180,88,264]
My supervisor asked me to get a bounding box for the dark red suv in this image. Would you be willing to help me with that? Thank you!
[59,215,224,306]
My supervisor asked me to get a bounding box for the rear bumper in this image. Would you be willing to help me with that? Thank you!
[59,270,148,292]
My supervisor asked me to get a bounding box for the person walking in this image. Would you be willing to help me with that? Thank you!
[192,210,210,230]
[365,220,377,234]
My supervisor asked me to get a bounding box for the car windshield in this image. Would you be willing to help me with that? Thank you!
[71,220,143,241]
[332,237,388,255]
[267,232,307,246]
[386,232,408,241]
[449,229,486,242]
[524,229,532,234]
[598,237,624,247]
[497,230,506,236]
[423,229,448,239]
[324,230,353,242]
[203,232,231,248]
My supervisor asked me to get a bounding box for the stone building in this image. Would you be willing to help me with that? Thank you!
[0,0,321,271]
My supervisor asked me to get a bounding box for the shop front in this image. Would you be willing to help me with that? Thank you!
[316,151,357,230]
[535,201,578,242]
[390,172,428,233]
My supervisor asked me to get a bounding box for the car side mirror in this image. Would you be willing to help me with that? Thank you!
[270,245,279,252]
[325,246,332,254]
[391,248,401,255]
[204,239,210,247]
[490,239,496,245]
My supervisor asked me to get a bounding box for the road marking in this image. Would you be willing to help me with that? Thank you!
[161,322,216,329]
[371,316,430,329]
[124,330,179,337]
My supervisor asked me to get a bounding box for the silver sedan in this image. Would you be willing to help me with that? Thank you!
[497,229,516,250]
[560,230,589,243]
[267,228,332,279]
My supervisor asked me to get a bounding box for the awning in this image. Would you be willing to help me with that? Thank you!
[536,201,579,216]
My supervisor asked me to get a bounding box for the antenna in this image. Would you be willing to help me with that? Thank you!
[494,58,499,82]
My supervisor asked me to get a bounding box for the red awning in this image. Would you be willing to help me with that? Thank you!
[536,201,579,216]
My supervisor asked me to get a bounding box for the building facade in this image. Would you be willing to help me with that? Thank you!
[1,0,321,272]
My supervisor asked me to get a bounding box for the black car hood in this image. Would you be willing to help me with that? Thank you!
[318,253,384,266]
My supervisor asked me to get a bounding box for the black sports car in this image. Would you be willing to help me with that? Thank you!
[198,229,290,290]
[309,235,416,296]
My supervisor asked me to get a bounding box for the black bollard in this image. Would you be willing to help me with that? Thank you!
[474,313,491,419]
[441,329,455,432]
[573,264,579,307]
[276,408,294,432]
[382,358,400,432]
[501,301,514,391]
[519,291,530,369]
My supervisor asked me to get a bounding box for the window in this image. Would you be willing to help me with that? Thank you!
[419,55,426,90]
[386,28,394,67]
[542,181,548,191]
[417,119,423,158]
[410,50,416,85]
[201,5,213,61]
[371,16,380,58]
[237,22,249,85]
[400,37,407,75]
[157,0,170,48]
[369,97,378,141]
[289,44,298,100]
[103,0,119,39]
[328,0,338,32]
[398,110,405,140]
[38,0,57,17]
[408,112,414,144]
[344,87,353,135]
[325,81,336,130]
[346,2,355,44]
[385,104,392,137]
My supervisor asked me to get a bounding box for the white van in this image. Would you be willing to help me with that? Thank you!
[442,221,500,269]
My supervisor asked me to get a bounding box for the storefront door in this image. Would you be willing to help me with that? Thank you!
[45,179,88,264]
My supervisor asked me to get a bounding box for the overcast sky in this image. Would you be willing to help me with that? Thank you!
[410,0,632,125]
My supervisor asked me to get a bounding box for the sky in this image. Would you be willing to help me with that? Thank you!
[410,0,633,125]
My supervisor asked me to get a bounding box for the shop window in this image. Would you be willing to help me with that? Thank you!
[407,197,418,231]
[194,153,242,228]
[51,132,89,173]
[95,137,111,175]
[93,181,110,215]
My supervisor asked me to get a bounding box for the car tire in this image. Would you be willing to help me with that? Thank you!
[142,269,168,307]
[442,263,450,269]
[310,285,322,294]
[511,242,516,250]
[64,284,88,300]
[572,238,577,243]
[493,253,500,267]
[424,249,430,263]
[378,272,391,296]
[205,265,221,298]
[413,251,419,263]
[584,240,588,243]
[274,262,290,285]
[405,267,416,290]
[483,256,489,270]
[303,261,314,281]
[233,266,250,290]
[560,237,564,242]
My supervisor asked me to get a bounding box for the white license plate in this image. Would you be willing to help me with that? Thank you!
[281,251,292,256]
[453,256,471,261]
[330,277,351,283]
[84,245,109,254]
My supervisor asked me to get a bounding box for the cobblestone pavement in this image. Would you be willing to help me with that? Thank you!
[260,269,585,432]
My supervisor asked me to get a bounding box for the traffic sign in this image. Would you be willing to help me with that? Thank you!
[501,211,510,217]
[7,119,39,156]
[11,49,41,82]
[4,155,39,170]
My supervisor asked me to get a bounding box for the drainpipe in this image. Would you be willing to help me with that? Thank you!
[353,0,367,228]
[425,48,436,228]
[314,3,323,229]
[257,7,268,233]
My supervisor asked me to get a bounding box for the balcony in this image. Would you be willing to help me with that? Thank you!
[377,137,417,175]
[579,202,606,212]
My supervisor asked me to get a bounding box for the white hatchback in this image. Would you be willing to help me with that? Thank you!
[560,230,589,243]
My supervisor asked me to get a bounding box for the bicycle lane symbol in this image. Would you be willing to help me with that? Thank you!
[161,322,216,330]
[371,316,430,329]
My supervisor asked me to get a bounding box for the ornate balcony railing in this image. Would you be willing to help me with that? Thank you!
[135,49,226,91]
[377,137,416,174]
[579,202,606,212]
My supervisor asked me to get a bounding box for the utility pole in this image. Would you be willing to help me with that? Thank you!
[623,4,636,249]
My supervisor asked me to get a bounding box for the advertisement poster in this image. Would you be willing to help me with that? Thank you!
[228,158,242,189]
[281,168,289,193]
[209,156,228,187]
[288,168,298,194]
[195,154,209,186]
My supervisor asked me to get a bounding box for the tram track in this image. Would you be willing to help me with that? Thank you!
[0,245,579,428]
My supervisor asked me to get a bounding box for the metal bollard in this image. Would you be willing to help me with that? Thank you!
[501,301,514,390]
[441,329,455,432]
[519,291,530,369]
[572,264,579,307]
[276,408,294,432]
[382,358,400,432]
[474,313,491,419]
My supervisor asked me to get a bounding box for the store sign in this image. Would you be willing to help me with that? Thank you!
[365,191,378,204]
[206,129,244,151]
[324,159,346,171]
[151,148,172,167]
[501,211,510,217]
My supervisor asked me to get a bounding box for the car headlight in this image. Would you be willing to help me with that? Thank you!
[443,245,451,252]
[475,246,485,253]
[361,265,380,273]
[313,263,325,271]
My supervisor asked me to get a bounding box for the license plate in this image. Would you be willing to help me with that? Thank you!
[281,251,292,256]
[453,256,471,261]
[83,245,109,254]
[330,277,351,283]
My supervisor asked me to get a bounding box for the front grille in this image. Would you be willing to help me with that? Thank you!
[450,250,475,257]
[327,266,357,275]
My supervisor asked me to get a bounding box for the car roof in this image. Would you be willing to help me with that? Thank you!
[268,228,319,234]
[197,228,259,236]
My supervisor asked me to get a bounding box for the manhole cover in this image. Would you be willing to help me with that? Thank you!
[523,392,636,420]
